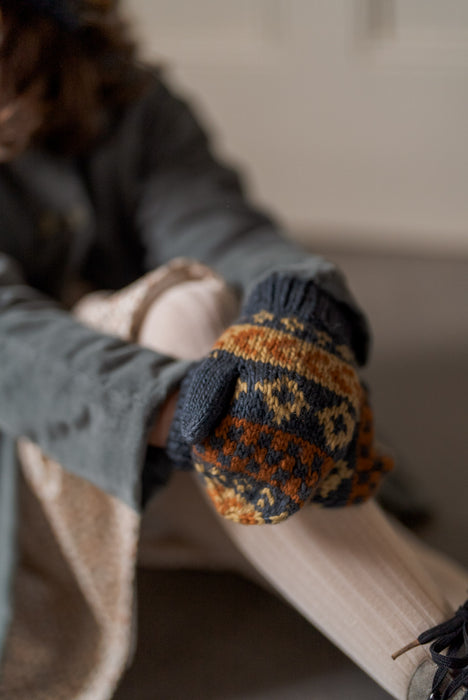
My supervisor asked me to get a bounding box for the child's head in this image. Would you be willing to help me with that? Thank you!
[0,0,147,160]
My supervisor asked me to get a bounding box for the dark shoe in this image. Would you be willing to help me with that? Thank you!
[408,660,466,699]
[399,600,468,699]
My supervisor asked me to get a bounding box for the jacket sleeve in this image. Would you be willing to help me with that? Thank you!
[0,252,193,508]
[134,78,370,364]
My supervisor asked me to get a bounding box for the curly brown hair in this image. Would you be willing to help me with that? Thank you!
[0,0,151,155]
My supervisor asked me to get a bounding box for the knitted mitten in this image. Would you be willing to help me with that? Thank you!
[170,272,392,524]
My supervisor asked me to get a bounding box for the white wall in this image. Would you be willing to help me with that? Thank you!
[126,1,468,256]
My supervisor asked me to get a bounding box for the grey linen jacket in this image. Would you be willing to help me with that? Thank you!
[0,70,369,662]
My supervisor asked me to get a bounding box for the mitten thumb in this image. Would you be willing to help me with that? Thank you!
[181,353,239,443]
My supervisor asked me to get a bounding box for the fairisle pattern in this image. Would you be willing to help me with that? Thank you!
[311,385,392,507]
[178,274,393,524]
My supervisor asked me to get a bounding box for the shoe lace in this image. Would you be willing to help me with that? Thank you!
[393,600,468,699]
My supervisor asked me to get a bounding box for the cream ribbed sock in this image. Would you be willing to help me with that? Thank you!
[138,271,468,700]
[220,499,460,699]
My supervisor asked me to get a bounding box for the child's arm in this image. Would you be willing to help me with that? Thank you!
[0,251,189,507]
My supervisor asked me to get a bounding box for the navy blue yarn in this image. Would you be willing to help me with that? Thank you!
[418,600,468,699]
[243,273,355,353]
[179,354,239,445]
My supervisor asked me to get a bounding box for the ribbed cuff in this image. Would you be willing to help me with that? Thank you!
[243,272,356,351]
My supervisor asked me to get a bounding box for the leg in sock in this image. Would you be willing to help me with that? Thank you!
[138,269,468,700]
[220,500,456,699]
